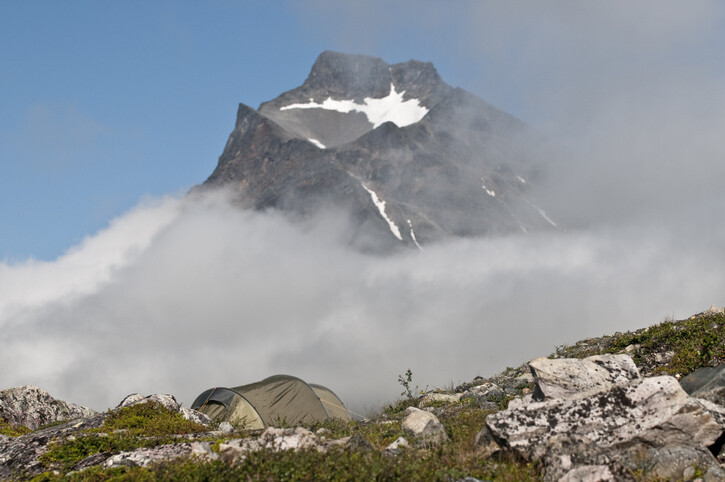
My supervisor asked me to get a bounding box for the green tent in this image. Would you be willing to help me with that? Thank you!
[191,374,351,429]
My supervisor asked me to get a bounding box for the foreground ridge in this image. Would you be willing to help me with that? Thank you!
[2,307,724,480]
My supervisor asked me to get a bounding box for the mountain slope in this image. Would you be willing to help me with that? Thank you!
[200,51,557,251]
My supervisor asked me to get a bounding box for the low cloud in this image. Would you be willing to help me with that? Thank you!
[1,189,723,413]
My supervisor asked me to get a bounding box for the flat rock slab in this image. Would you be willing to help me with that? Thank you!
[529,354,640,401]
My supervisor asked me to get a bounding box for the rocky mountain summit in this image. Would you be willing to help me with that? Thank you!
[2,308,724,480]
[198,51,557,251]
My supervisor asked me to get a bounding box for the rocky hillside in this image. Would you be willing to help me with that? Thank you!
[2,307,724,480]
[197,51,557,252]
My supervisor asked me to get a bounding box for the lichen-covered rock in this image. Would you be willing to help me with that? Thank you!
[419,392,461,407]
[0,386,96,430]
[487,376,721,462]
[401,407,447,445]
[219,427,321,464]
[528,354,640,401]
[103,441,218,469]
[0,412,109,478]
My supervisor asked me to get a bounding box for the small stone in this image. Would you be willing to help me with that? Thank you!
[218,421,234,433]
[472,427,500,458]
[401,407,447,445]
[384,436,409,455]
[419,392,461,406]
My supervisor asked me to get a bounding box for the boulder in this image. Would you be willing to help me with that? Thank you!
[614,445,719,481]
[218,421,234,433]
[487,376,721,462]
[102,441,218,469]
[0,386,96,430]
[219,427,321,464]
[401,407,447,445]
[528,354,640,401]
[680,364,725,405]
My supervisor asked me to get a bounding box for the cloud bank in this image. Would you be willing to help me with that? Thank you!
[1,189,723,413]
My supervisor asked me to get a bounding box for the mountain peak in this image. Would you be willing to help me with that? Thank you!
[203,52,557,251]
[305,51,392,99]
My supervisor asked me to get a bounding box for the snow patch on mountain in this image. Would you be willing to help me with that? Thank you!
[308,138,326,149]
[536,207,558,228]
[361,183,402,240]
[407,219,423,250]
[280,83,428,128]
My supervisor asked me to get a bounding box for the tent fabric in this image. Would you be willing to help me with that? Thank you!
[190,387,265,430]
[310,384,350,421]
[191,374,350,428]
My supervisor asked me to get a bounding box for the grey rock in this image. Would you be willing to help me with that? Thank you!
[116,393,146,408]
[383,436,410,455]
[0,385,96,431]
[528,354,640,401]
[680,364,725,406]
[559,465,614,482]
[179,406,213,427]
[704,464,725,481]
[419,392,461,407]
[616,445,719,481]
[219,427,321,464]
[401,407,447,445]
[218,421,234,433]
[488,376,722,462]
[103,441,218,469]
[0,411,109,478]
[472,427,501,458]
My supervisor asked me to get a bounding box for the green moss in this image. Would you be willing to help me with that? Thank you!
[0,416,31,437]
[39,401,210,474]
[605,313,725,375]
[97,401,209,437]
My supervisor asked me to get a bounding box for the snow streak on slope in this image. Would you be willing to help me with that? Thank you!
[308,138,326,149]
[280,83,428,128]
[361,183,402,240]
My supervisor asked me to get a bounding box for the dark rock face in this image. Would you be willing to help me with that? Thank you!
[200,51,557,252]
